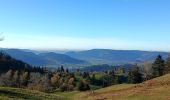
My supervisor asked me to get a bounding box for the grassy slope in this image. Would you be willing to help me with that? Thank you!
[74,73,170,100]
[1,73,170,100]
[0,87,65,100]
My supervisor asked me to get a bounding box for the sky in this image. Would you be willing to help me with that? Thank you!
[0,0,170,51]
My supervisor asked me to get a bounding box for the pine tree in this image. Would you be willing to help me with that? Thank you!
[152,55,165,77]
[165,54,170,74]
[128,69,133,83]
[133,67,143,83]
[66,68,69,73]
[128,67,143,84]
[61,65,64,72]
[91,73,96,84]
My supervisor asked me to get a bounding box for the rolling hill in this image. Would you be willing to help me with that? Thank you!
[66,49,169,65]
[4,49,86,67]
[5,49,48,66]
[1,49,169,68]
[39,52,86,64]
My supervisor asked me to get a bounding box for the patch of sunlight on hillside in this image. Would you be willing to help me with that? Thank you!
[96,84,135,93]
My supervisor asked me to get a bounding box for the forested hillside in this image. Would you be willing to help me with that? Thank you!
[0,50,170,100]
[0,52,31,73]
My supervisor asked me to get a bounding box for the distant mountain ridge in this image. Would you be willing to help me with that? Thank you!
[3,49,86,67]
[66,49,169,65]
[5,49,48,66]
[1,48,169,67]
[38,52,85,64]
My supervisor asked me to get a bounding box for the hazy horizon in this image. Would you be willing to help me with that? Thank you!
[0,0,170,51]
[1,47,170,53]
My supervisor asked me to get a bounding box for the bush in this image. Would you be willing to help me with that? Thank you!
[78,80,90,91]
[59,83,68,92]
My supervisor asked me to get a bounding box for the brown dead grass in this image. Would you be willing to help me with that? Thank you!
[75,73,170,100]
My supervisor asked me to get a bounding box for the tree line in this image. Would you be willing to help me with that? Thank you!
[128,55,170,84]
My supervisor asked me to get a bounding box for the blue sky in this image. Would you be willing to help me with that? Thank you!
[0,0,170,51]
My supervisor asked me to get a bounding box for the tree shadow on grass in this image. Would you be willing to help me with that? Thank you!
[0,89,64,100]
[0,90,35,99]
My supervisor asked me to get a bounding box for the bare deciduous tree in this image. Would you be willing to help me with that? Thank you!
[143,61,153,80]
[0,32,4,41]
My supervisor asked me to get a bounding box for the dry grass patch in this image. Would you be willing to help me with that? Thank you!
[74,73,170,100]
